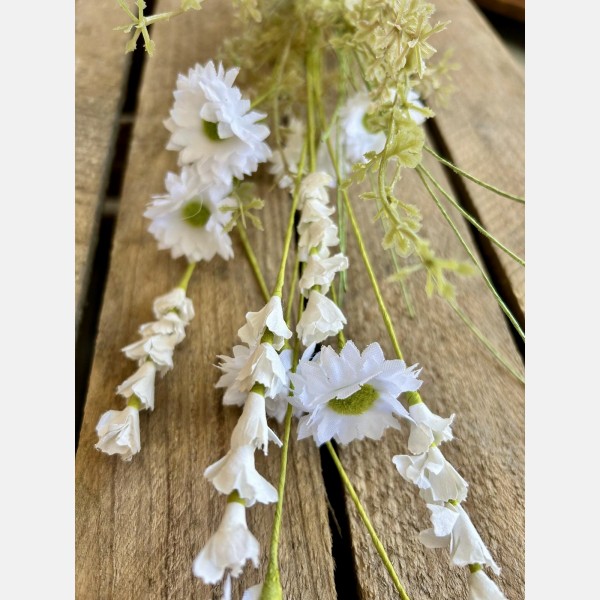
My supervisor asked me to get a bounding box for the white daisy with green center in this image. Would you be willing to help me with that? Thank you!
[145,166,234,263]
[290,341,422,445]
[164,61,271,186]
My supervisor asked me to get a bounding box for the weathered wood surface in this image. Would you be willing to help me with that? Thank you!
[75,0,524,598]
[429,0,525,323]
[75,0,131,330]
[339,146,524,599]
[75,2,336,598]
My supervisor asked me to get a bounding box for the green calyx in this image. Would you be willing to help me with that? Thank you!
[202,119,222,141]
[126,395,142,410]
[328,384,379,415]
[181,200,211,228]
[227,490,246,506]
[469,563,482,574]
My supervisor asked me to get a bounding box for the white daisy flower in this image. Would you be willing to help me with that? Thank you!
[115,361,156,411]
[237,296,293,351]
[291,341,422,445]
[204,445,278,505]
[296,290,347,346]
[392,446,468,503]
[420,503,500,574]
[235,343,289,399]
[242,583,263,600]
[164,61,271,186]
[339,91,386,164]
[152,286,195,324]
[95,406,141,461]
[298,253,349,296]
[145,168,234,263]
[268,117,305,189]
[230,391,282,453]
[192,500,260,583]
[469,568,507,600]
[407,401,454,454]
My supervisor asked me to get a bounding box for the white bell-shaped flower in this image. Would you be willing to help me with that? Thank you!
[297,198,335,229]
[298,253,349,296]
[242,583,263,600]
[296,290,347,346]
[298,219,339,261]
[192,501,260,583]
[407,401,455,454]
[468,568,507,600]
[95,406,141,461]
[230,391,282,453]
[393,446,468,503]
[152,287,195,324]
[235,343,289,399]
[298,171,332,209]
[419,503,500,574]
[237,296,292,350]
[115,361,157,411]
[216,344,254,406]
[204,445,278,506]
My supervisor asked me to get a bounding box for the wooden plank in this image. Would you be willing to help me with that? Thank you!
[75,0,131,330]
[337,147,524,598]
[75,2,336,598]
[428,0,525,322]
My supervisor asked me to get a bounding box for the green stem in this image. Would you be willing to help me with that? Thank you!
[325,442,411,600]
[285,251,300,324]
[415,166,525,341]
[238,225,270,300]
[177,261,196,292]
[424,145,525,203]
[419,165,525,266]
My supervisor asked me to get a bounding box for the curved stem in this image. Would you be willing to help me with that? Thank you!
[238,225,270,300]
[177,261,196,292]
[424,145,525,203]
[325,442,411,600]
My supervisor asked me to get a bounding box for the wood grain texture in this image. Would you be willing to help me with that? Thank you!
[337,147,524,599]
[75,0,132,330]
[75,2,336,598]
[428,0,525,322]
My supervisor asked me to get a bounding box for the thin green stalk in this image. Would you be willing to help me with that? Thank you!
[449,301,524,384]
[306,48,318,173]
[177,261,196,292]
[238,225,270,300]
[424,145,525,203]
[419,164,525,266]
[285,251,300,324]
[325,442,411,600]
[415,166,525,341]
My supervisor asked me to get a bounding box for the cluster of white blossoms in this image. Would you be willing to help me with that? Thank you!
[295,172,349,346]
[146,60,272,263]
[95,287,195,460]
[392,401,507,599]
[193,296,293,588]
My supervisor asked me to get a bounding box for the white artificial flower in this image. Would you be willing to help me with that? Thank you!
[469,569,507,600]
[297,197,336,229]
[298,171,333,209]
[145,168,234,263]
[237,296,293,351]
[268,117,305,189]
[115,361,156,411]
[122,313,186,374]
[339,91,386,164]
[95,406,141,461]
[152,286,195,324]
[297,219,339,262]
[291,341,422,445]
[164,61,271,186]
[296,290,347,346]
[192,501,260,583]
[216,344,254,406]
[392,446,468,503]
[298,253,349,296]
[235,343,289,399]
[242,583,263,600]
[230,391,282,453]
[263,348,303,423]
[407,89,427,125]
[204,445,278,505]
[407,402,455,454]
[420,503,500,574]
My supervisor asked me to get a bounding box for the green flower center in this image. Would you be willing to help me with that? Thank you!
[328,384,379,415]
[181,200,211,228]
[202,119,222,141]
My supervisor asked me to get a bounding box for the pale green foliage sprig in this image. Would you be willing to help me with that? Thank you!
[221,182,265,232]
[115,0,204,56]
